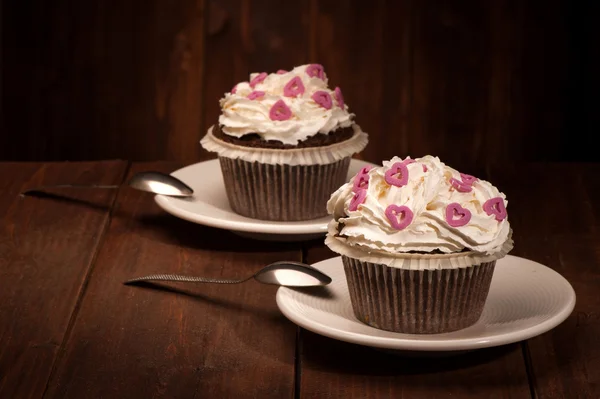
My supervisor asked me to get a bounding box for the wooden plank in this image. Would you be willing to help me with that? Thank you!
[3,1,599,165]
[0,161,127,399]
[380,0,413,161]
[488,163,600,398]
[310,0,384,163]
[299,165,531,398]
[3,1,597,164]
[511,1,568,162]
[409,1,501,168]
[155,0,206,163]
[44,162,301,398]
[201,0,310,138]
[0,0,206,162]
[562,2,599,162]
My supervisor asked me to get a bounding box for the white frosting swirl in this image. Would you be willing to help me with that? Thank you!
[327,155,511,254]
[218,65,354,145]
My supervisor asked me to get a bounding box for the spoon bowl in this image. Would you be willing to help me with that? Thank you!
[128,171,194,197]
[253,261,332,287]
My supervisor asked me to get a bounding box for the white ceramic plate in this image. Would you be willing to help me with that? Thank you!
[276,255,576,352]
[154,159,376,241]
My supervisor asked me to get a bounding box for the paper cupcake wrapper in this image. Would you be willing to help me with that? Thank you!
[201,124,368,166]
[342,255,496,334]
[219,156,351,221]
[326,221,514,270]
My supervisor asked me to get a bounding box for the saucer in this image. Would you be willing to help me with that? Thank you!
[154,158,376,241]
[276,255,576,351]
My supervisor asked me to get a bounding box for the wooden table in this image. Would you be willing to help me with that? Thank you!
[1,160,598,398]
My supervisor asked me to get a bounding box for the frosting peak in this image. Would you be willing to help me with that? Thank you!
[219,64,354,145]
[327,156,511,255]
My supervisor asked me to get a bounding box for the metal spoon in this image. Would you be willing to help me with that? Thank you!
[123,261,332,287]
[127,171,193,197]
[21,171,194,197]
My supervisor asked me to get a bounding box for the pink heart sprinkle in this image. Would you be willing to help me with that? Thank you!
[311,91,333,110]
[269,99,292,121]
[334,87,344,108]
[352,174,369,192]
[306,64,325,79]
[247,91,265,100]
[385,205,414,230]
[450,177,473,193]
[249,72,267,88]
[283,76,305,97]
[384,162,409,187]
[359,166,372,175]
[231,85,238,94]
[349,189,367,211]
[445,203,472,227]
[276,69,287,74]
[422,165,428,172]
[483,197,507,221]
[460,173,478,185]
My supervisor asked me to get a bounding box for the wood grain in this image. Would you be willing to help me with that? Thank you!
[408,1,511,167]
[299,330,530,399]
[43,162,301,398]
[0,161,127,399]
[156,0,206,163]
[1,160,599,397]
[488,163,600,398]
[1,0,206,162]
[310,0,385,162]
[380,0,413,162]
[3,1,597,163]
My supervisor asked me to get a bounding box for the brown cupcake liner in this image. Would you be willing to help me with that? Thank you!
[342,255,496,334]
[219,156,351,221]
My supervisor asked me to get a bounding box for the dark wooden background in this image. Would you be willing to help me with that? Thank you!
[2,0,598,166]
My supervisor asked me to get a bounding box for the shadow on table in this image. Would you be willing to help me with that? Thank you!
[128,280,286,321]
[132,214,303,253]
[19,190,114,212]
[301,329,521,376]
[127,280,298,364]
[22,190,317,254]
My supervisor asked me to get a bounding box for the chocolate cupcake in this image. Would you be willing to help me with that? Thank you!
[200,64,368,221]
[325,156,513,334]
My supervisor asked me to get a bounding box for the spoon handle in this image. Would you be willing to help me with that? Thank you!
[21,184,120,195]
[124,274,251,285]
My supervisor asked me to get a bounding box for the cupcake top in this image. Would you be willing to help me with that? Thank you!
[218,64,354,145]
[327,155,511,255]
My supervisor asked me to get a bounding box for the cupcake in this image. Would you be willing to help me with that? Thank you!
[200,64,368,221]
[325,156,513,334]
